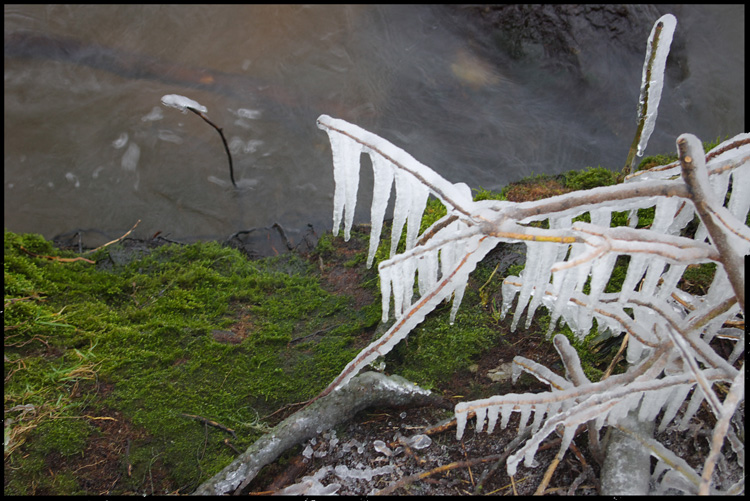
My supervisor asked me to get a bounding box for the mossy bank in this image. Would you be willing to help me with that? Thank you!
[4,145,727,494]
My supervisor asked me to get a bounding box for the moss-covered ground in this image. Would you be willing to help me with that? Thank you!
[4,147,730,494]
[4,229,382,494]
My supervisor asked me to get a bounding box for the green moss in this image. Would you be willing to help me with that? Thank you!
[636,136,729,172]
[564,166,617,190]
[637,153,677,172]
[679,262,717,296]
[473,186,506,201]
[35,418,94,457]
[386,267,500,389]
[4,229,382,492]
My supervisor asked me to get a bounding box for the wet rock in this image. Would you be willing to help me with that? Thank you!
[453,4,664,77]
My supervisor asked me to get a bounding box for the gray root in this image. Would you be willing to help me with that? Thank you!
[191,371,442,495]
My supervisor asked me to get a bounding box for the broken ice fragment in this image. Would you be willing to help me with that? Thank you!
[405,434,432,450]
[373,440,392,456]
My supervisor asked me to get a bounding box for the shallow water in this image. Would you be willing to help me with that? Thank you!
[4,5,745,249]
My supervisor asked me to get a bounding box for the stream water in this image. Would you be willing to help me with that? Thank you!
[4,5,745,251]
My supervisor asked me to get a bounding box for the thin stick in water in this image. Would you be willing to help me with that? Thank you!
[187,107,237,188]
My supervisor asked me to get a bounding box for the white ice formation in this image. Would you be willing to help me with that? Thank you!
[160,94,207,114]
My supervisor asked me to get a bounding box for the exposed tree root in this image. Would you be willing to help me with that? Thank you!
[191,371,445,495]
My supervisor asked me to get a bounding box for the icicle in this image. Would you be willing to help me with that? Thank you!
[576,252,617,337]
[678,388,704,430]
[618,253,648,304]
[517,404,532,434]
[456,408,468,440]
[500,277,521,321]
[708,168,732,207]
[525,241,564,329]
[326,129,362,241]
[658,384,693,432]
[530,403,547,434]
[638,387,671,422]
[416,249,439,297]
[666,201,695,236]
[656,263,686,300]
[449,281,466,325]
[475,407,487,433]
[446,235,497,324]
[390,260,406,320]
[589,207,612,227]
[389,169,429,258]
[378,262,392,322]
[366,154,394,268]
[500,404,514,431]
[727,164,750,223]
[640,258,666,297]
[511,242,544,331]
[398,256,417,317]
[547,242,590,337]
[486,405,501,434]
[652,196,680,231]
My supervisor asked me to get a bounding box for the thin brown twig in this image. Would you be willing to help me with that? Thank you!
[19,246,95,264]
[181,413,237,439]
[376,450,510,495]
[84,219,141,255]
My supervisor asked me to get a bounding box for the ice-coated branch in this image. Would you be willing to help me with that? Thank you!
[161,94,237,188]
[317,115,475,219]
[613,422,704,494]
[317,115,476,261]
[313,56,745,492]
[493,179,690,224]
[699,366,745,495]
[569,221,722,265]
[307,235,498,406]
[624,14,677,174]
[678,133,747,311]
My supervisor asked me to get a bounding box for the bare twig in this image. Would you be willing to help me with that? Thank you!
[187,107,237,188]
[83,219,141,255]
[181,413,237,439]
[19,246,95,264]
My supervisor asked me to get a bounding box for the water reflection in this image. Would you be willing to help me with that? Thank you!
[3,5,745,251]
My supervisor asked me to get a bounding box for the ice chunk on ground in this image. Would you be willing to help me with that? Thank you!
[404,434,431,450]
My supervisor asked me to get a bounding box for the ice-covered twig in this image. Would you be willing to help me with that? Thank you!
[161,94,207,114]
[699,365,745,494]
[678,133,747,311]
[567,221,722,266]
[613,422,704,494]
[624,14,677,173]
[161,94,237,188]
[308,235,498,405]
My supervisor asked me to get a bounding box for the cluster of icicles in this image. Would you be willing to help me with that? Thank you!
[318,109,747,491]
